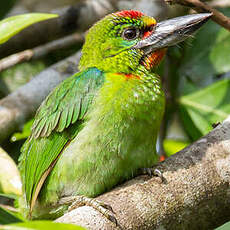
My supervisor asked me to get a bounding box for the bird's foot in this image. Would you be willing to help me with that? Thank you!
[140,168,166,183]
[59,195,117,225]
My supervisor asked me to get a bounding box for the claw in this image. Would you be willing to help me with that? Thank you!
[100,203,116,214]
[141,167,153,176]
[108,213,118,225]
[59,195,118,226]
[140,167,166,183]
[153,168,162,178]
[153,168,167,183]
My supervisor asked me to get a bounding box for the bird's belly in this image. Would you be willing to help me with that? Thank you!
[42,109,161,205]
[41,77,165,205]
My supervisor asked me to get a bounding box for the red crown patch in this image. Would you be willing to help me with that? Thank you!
[115,10,144,19]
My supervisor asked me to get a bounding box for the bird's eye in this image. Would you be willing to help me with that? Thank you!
[122,28,139,40]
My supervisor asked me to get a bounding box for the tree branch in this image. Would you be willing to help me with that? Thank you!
[165,0,230,31]
[0,33,84,73]
[0,0,118,58]
[56,117,230,230]
[0,51,81,144]
[209,0,230,8]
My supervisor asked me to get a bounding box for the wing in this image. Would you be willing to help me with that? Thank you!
[19,67,104,211]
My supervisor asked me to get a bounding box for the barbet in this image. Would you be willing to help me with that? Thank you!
[19,10,211,220]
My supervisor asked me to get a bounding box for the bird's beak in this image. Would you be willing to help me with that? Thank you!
[134,13,212,54]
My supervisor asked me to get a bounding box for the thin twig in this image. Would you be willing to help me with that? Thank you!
[0,33,84,73]
[0,0,118,58]
[165,0,230,31]
[0,204,18,213]
[0,51,81,143]
[209,0,230,8]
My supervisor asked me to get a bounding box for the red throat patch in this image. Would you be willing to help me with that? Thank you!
[115,10,144,19]
[143,49,167,69]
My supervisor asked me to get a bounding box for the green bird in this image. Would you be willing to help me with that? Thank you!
[19,10,211,220]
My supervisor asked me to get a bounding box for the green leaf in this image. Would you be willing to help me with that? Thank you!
[0,221,85,230]
[0,193,17,200]
[216,221,230,230]
[0,13,58,44]
[179,9,230,95]
[177,10,230,140]
[0,206,22,225]
[164,139,189,157]
[11,119,34,142]
[179,78,230,140]
[0,148,22,196]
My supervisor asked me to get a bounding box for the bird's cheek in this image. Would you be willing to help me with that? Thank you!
[102,45,121,58]
[101,39,136,58]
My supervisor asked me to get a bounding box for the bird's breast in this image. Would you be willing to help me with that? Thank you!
[50,71,165,198]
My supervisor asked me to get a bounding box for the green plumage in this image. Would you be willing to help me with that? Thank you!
[19,68,105,216]
[19,11,165,219]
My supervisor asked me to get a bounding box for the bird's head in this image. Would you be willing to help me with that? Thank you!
[79,10,211,73]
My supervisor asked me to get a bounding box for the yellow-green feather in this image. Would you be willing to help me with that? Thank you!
[19,67,105,216]
[29,70,164,219]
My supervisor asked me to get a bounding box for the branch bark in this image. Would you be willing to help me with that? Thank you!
[165,0,230,31]
[0,32,84,73]
[0,51,81,144]
[56,117,230,230]
[0,0,118,58]
[209,0,230,8]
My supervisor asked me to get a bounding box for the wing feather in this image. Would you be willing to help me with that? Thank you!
[19,67,104,212]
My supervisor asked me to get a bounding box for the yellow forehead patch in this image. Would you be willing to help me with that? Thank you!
[142,16,156,26]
